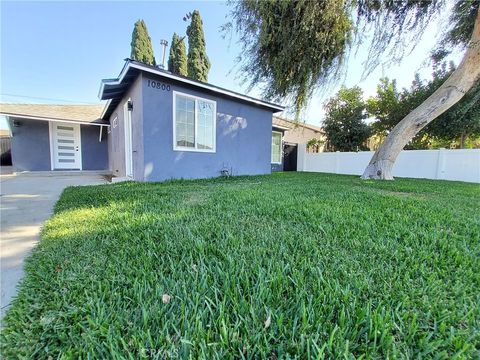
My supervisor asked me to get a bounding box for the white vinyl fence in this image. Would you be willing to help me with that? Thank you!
[297,144,480,183]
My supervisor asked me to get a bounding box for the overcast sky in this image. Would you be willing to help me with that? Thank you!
[0,1,462,129]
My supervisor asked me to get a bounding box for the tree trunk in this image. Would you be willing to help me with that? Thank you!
[361,9,480,180]
[460,131,467,149]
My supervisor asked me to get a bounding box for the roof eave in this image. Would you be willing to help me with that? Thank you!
[1,113,109,126]
[98,60,285,119]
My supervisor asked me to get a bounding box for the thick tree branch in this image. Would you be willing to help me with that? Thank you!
[362,8,480,180]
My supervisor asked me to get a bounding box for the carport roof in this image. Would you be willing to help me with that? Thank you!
[99,59,285,120]
[0,103,108,126]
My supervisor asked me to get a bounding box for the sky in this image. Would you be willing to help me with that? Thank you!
[0,1,462,130]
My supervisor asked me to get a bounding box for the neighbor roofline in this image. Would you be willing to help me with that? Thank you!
[1,113,109,126]
[273,115,324,133]
[98,60,285,116]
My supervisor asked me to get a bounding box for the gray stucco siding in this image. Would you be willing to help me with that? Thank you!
[108,74,144,180]
[9,118,51,171]
[80,125,108,170]
[141,75,272,181]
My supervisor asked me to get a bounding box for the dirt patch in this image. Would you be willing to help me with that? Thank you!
[184,192,207,206]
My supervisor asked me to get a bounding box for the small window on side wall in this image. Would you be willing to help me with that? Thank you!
[174,92,216,152]
[271,131,282,164]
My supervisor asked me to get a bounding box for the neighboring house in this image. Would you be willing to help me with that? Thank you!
[1,59,284,181]
[273,116,325,150]
[270,116,325,172]
[0,104,108,171]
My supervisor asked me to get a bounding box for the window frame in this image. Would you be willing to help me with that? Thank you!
[173,90,217,153]
[271,131,283,164]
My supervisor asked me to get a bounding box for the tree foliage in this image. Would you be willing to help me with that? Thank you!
[442,0,480,48]
[366,78,400,135]
[130,19,156,66]
[168,33,188,76]
[186,10,210,82]
[323,86,371,152]
[227,0,448,115]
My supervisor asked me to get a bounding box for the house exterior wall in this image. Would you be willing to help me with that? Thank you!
[80,125,108,170]
[8,117,108,171]
[141,74,272,181]
[9,118,51,171]
[108,74,144,180]
[283,126,324,145]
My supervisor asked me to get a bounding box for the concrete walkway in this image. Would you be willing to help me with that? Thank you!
[0,170,107,320]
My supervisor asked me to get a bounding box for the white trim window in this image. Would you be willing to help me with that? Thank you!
[173,91,216,152]
[271,131,282,164]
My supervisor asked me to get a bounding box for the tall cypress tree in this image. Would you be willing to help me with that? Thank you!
[186,10,210,82]
[130,19,156,66]
[168,33,188,76]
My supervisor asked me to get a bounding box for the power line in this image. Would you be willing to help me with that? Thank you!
[0,93,101,105]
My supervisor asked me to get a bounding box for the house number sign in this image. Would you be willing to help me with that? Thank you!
[147,80,171,91]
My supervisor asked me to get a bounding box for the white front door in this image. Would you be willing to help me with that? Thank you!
[50,122,82,170]
[124,102,133,178]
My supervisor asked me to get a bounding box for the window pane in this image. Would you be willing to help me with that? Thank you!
[176,109,185,124]
[271,132,282,163]
[197,100,214,150]
[177,97,183,111]
[186,98,195,112]
[175,95,195,148]
[174,95,215,151]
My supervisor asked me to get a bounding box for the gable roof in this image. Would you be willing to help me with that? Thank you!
[0,103,107,125]
[99,59,284,120]
[273,116,324,133]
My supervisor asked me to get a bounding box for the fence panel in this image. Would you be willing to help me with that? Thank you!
[297,144,480,183]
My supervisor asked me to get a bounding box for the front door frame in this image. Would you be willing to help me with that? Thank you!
[49,121,82,170]
[124,99,133,178]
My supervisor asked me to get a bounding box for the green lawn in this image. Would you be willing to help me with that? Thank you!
[1,173,479,359]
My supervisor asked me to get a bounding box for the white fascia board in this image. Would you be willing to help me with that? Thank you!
[272,124,290,131]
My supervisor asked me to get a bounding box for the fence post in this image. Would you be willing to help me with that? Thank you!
[436,148,446,180]
[297,143,307,171]
[335,151,340,174]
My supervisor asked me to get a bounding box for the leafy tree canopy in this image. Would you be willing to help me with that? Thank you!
[227,0,478,115]
[131,19,156,66]
[323,86,371,151]
[186,10,211,82]
[168,33,188,76]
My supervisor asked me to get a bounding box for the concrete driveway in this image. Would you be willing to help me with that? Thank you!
[0,170,107,320]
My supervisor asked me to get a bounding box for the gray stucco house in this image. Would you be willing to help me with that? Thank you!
[100,60,284,181]
[0,59,285,181]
